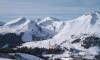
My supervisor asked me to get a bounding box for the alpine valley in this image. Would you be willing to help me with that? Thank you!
[0,11,100,60]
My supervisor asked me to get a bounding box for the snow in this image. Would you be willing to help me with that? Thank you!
[38,17,60,24]
[21,39,53,48]
[22,32,32,42]
[17,53,43,60]
[1,11,100,60]
[33,18,41,23]
[54,11,100,41]
[4,17,27,26]
[19,11,100,60]
[0,58,12,60]
[87,46,100,55]
[3,44,8,48]
[0,17,52,42]
[38,17,66,32]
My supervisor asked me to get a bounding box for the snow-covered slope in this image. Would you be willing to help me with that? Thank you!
[54,11,100,40]
[38,17,66,33]
[21,34,100,60]
[0,58,12,60]
[17,53,43,60]
[21,11,100,48]
[20,11,100,60]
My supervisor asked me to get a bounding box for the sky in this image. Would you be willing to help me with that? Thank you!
[0,0,100,22]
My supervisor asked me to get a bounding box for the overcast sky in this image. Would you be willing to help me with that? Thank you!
[0,0,100,22]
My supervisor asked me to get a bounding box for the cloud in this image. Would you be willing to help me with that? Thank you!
[0,0,100,21]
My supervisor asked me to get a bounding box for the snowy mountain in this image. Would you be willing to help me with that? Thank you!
[0,11,100,60]
[2,17,51,40]
[5,17,44,35]
[54,11,100,40]
[0,17,56,48]
[20,11,100,60]
[37,17,66,34]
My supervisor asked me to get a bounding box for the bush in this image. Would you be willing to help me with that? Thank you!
[54,58,62,60]
[72,38,81,44]
[81,36,100,49]
[0,47,64,60]
[0,33,23,48]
